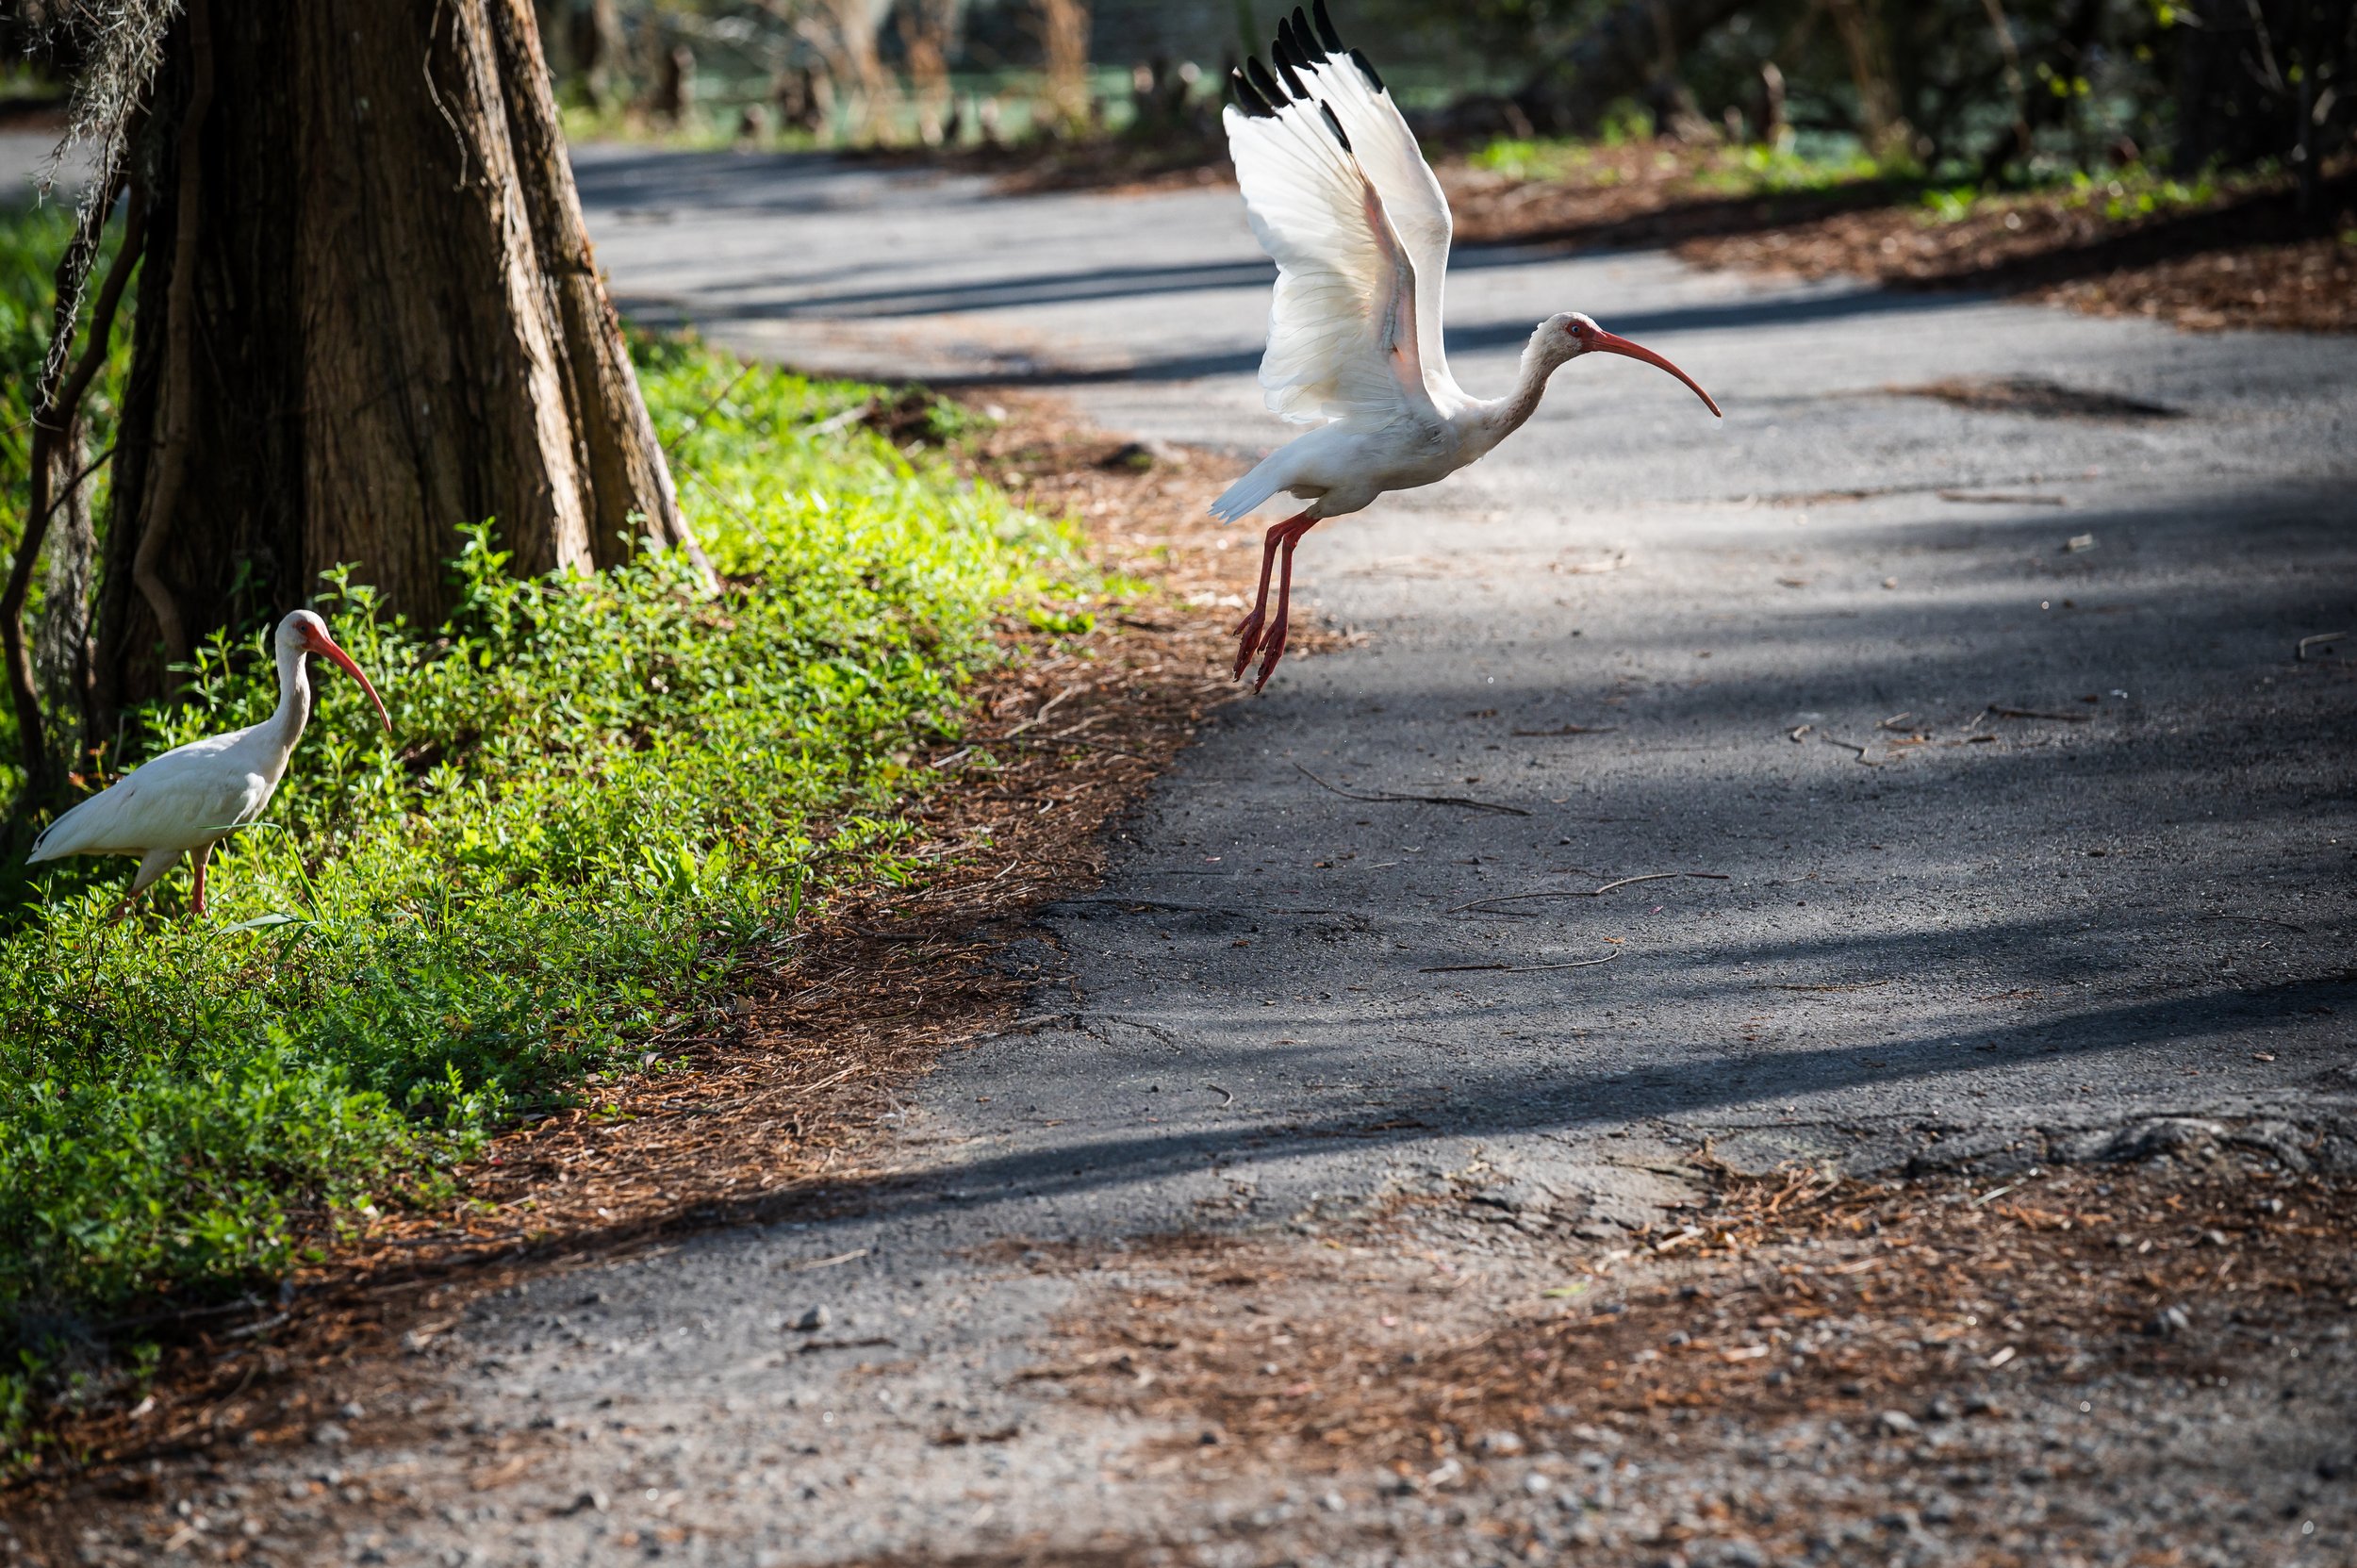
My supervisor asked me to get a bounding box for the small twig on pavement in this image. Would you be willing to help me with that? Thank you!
[1592,872,1688,897]
[1509,724,1618,736]
[785,1248,871,1272]
[2203,912,2308,934]
[2296,631,2346,661]
[1294,763,1529,816]
[1205,1082,1234,1105]
[1990,705,2091,722]
[1448,872,1726,914]
[799,1335,897,1354]
[1419,951,1620,975]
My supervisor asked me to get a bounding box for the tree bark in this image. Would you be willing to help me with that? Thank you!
[91,0,703,725]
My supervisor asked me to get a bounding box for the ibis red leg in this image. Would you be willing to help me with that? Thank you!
[1252,518,1317,692]
[1231,509,1317,682]
[191,842,212,916]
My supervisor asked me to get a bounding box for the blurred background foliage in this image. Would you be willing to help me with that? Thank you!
[8,2,2346,190]
[4,0,2347,176]
[492,0,2349,203]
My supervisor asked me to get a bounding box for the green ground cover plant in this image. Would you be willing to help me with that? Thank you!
[1465,127,2263,229]
[0,204,1078,1442]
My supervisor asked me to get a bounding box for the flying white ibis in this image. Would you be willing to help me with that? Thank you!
[1213,2,1722,688]
[27,609,392,916]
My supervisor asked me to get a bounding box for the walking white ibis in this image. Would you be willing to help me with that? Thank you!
[1214,2,1722,688]
[27,609,391,916]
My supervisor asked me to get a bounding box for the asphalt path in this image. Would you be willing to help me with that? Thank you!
[575,144,2356,1202]
[63,146,2357,1566]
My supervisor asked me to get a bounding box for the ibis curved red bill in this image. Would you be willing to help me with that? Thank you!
[306,631,393,735]
[1581,327,1722,418]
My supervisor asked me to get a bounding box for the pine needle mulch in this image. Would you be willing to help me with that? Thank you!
[1680,167,2357,337]
[1442,147,2357,337]
[991,1155,2357,1563]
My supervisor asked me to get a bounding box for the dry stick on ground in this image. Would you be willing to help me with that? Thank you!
[2203,912,2308,933]
[1293,762,1530,817]
[1418,951,1622,975]
[3,171,142,790]
[1001,684,1085,735]
[2296,631,2346,661]
[1447,871,1727,914]
[1990,705,2093,722]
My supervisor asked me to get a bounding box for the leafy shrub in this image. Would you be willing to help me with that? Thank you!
[0,330,1074,1398]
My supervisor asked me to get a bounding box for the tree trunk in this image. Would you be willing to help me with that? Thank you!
[1037,0,1094,135]
[91,0,703,725]
[899,0,964,147]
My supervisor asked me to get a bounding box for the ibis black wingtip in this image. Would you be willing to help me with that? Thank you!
[1273,12,1301,66]
[1272,41,1309,99]
[1230,68,1278,118]
[1291,7,1328,61]
[1311,0,1345,53]
[1348,47,1386,94]
[1244,56,1287,109]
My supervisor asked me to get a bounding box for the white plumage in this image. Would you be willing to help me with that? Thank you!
[1212,2,1723,688]
[27,610,391,916]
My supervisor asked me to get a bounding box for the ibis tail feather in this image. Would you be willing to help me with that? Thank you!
[1210,446,1310,523]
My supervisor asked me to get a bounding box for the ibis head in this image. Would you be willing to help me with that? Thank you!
[281,609,391,734]
[1554,312,1723,418]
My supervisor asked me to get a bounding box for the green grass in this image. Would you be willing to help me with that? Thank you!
[1912,164,2227,224]
[1469,131,1892,197]
[0,211,1081,1444]
[1461,130,2277,235]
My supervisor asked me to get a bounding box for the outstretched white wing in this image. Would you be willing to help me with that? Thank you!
[1279,2,1462,410]
[1225,48,1434,428]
